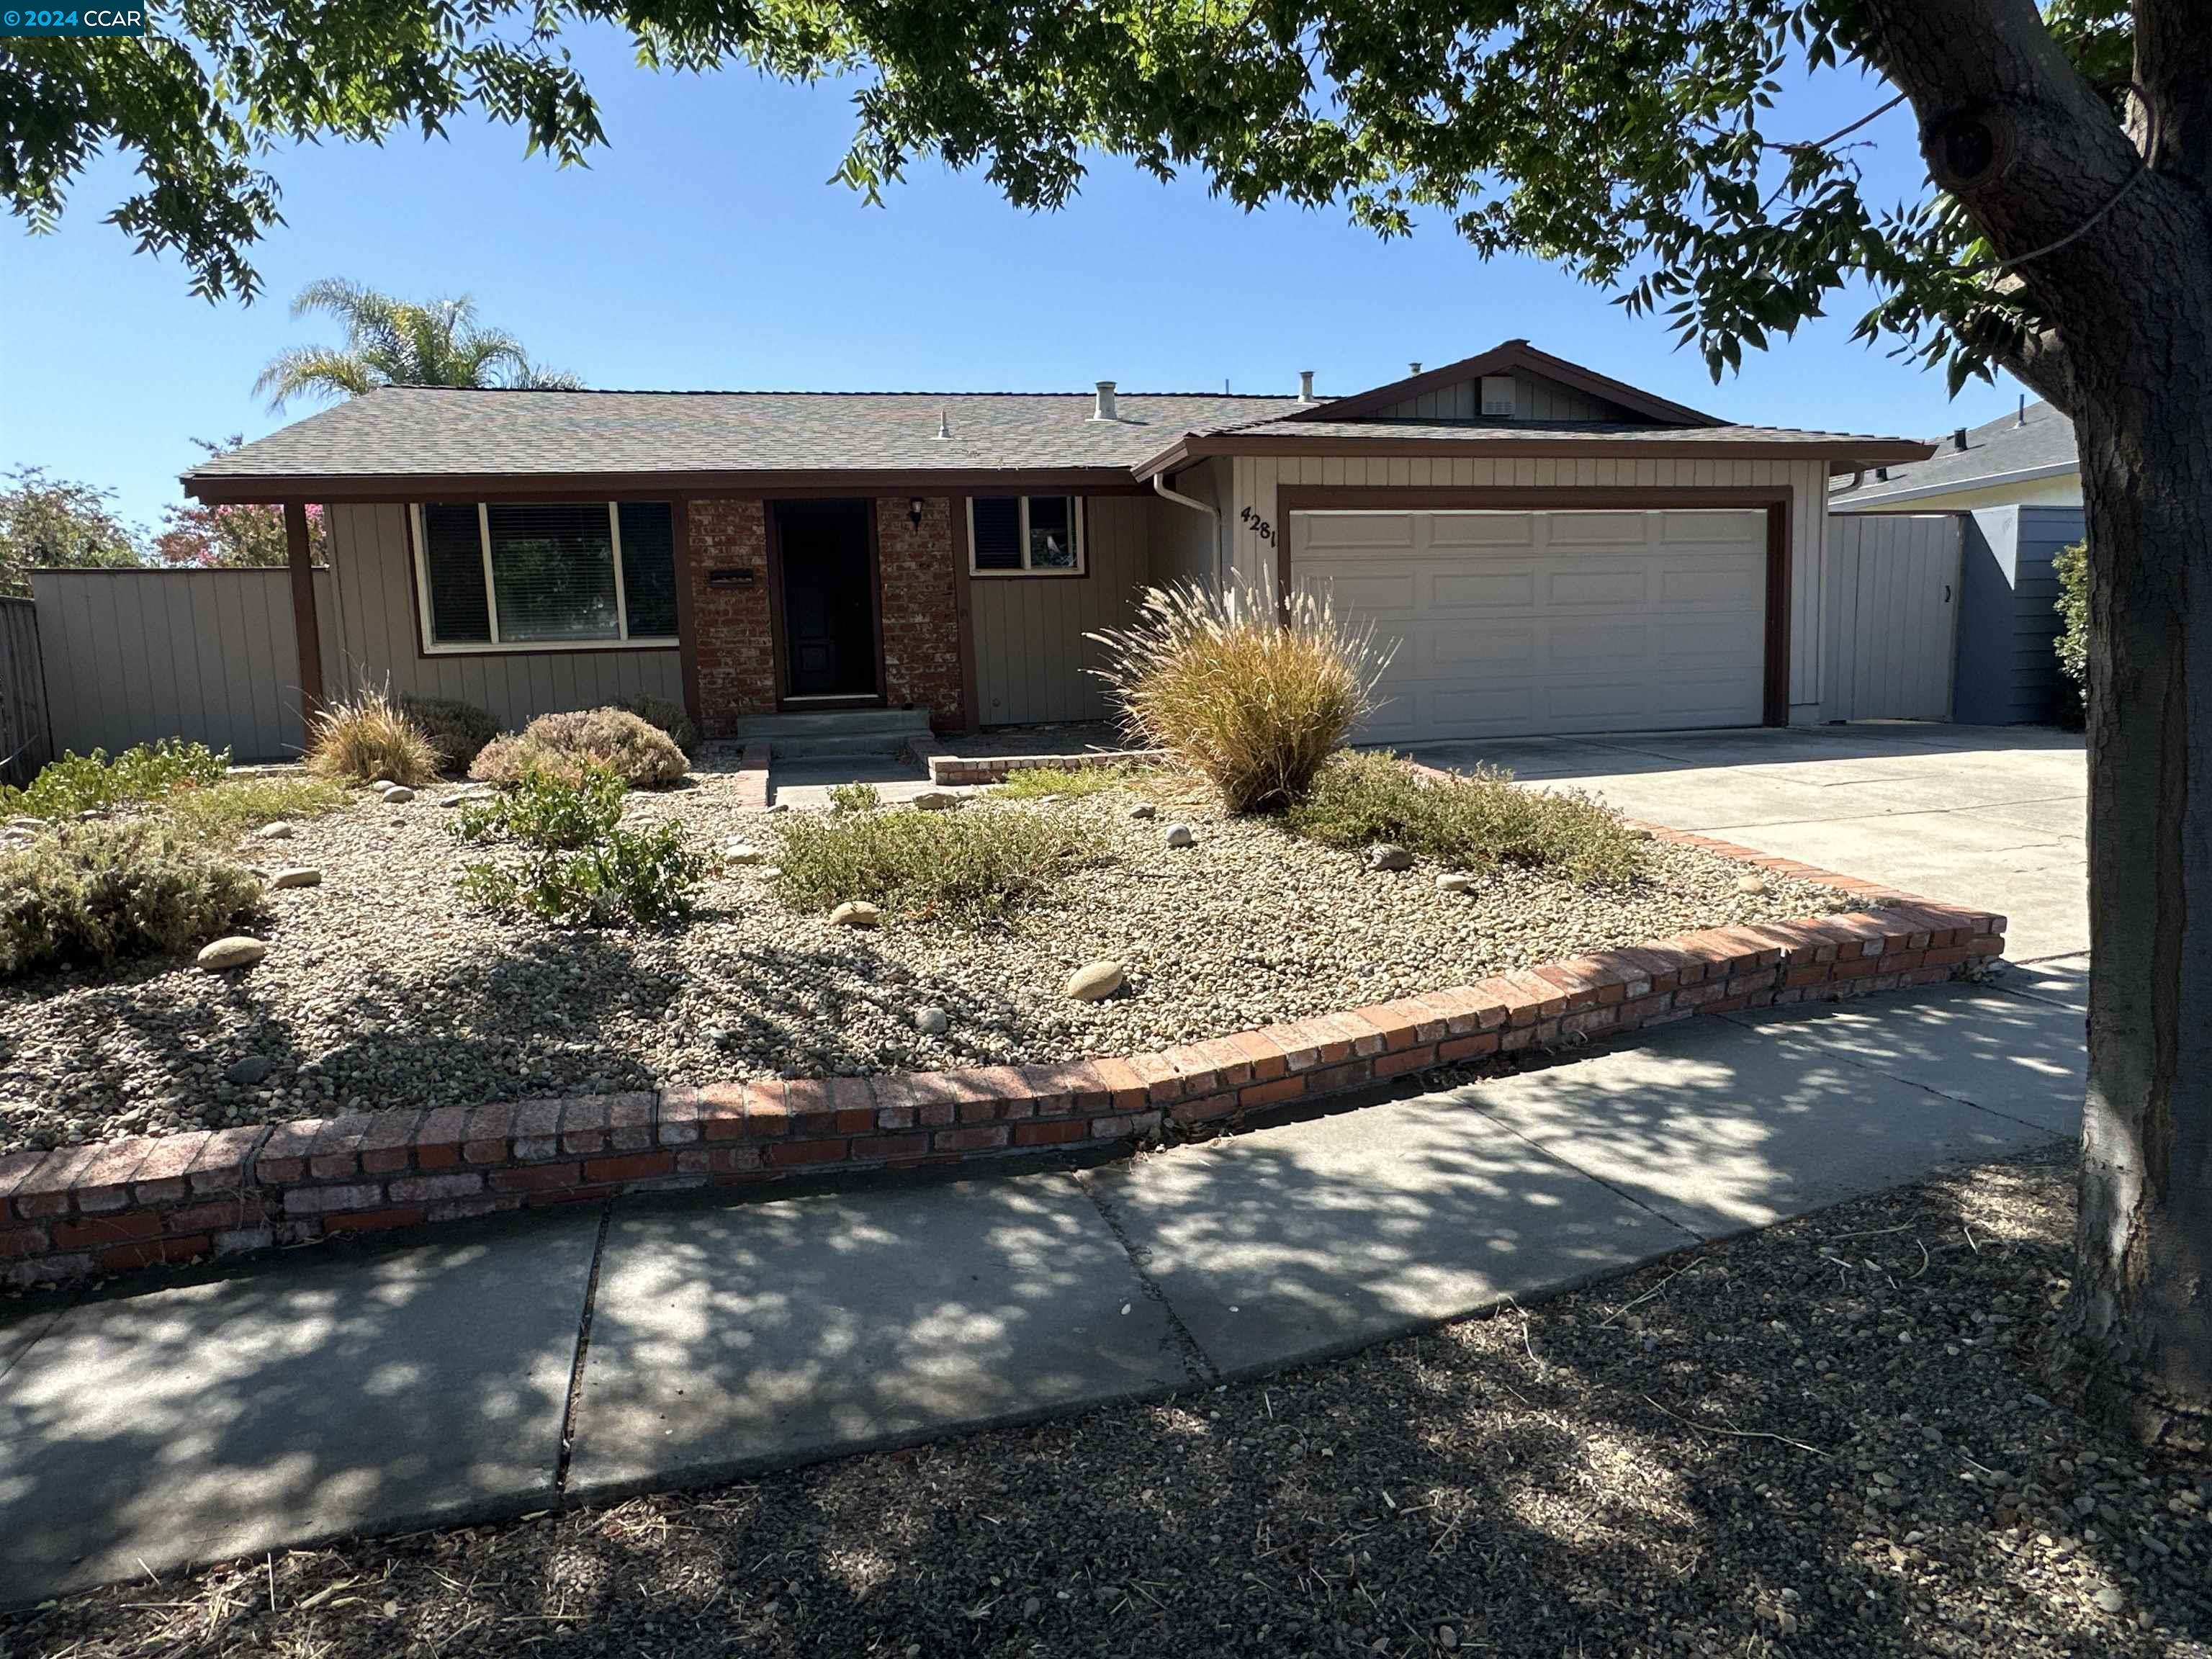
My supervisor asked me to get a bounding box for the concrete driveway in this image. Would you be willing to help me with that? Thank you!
[1404,723,2087,964]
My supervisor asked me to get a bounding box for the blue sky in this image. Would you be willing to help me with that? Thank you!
[3,27,2028,532]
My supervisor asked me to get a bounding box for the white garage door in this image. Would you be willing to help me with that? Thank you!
[1290,508,1768,742]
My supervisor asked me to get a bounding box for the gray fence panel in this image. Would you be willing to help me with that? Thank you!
[31,567,333,763]
[1954,506,2085,724]
[0,598,53,786]
[1820,514,1964,721]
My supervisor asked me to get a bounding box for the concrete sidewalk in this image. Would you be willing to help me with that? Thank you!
[0,974,2084,1605]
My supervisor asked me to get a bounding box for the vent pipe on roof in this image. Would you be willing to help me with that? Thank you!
[1409,361,1422,375]
[1298,369,1316,403]
[2018,394,2027,426]
[1952,427,1969,451]
[935,408,950,440]
[1092,380,1118,421]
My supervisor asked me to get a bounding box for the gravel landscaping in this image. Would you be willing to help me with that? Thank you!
[0,760,1855,1154]
[10,1148,2206,1658]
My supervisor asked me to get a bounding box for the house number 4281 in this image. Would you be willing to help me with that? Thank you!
[1239,505,1277,544]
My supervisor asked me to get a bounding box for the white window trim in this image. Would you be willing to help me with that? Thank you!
[413,501,680,654]
[966,495,1086,577]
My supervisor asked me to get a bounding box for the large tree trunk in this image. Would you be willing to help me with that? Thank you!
[1854,0,2212,1445]
[2061,292,2212,1450]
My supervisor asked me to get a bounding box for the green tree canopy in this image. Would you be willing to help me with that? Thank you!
[256,280,580,410]
[0,467,140,595]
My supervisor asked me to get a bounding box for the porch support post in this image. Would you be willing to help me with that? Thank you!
[950,494,980,734]
[285,501,325,722]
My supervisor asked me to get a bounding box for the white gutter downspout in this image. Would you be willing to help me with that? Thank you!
[1152,465,1225,588]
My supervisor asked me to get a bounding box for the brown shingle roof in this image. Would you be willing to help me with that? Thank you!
[186,386,1305,487]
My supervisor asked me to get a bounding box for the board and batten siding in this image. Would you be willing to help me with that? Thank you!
[1228,452,1835,719]
[970,495,1150,727]
[34,567,340,762]
[325,503,683,729]
[1145,459,1227,588]
[1375,374,1626,423]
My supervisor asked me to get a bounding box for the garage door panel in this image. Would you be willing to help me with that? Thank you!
[1547,568,1650,607]
[1657,565,1762,607]
[1544,512,1650,545]
[1291,505,1768,741]
[1300,515,1419,551]
[1426,513,1535,548]
[1431,570,1537,609]
[1547,623,1650,665]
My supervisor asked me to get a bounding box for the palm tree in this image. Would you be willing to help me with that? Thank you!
[255,279,582,410]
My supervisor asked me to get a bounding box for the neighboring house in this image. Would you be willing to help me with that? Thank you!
[184,339,1929,744]
[1829,398,2080,513]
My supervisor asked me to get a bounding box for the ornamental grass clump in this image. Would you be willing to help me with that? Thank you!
[470,707,689,789]
[305,685,439,787]
[0,819,262,978]
[1287,748,1642,886]
[0,738,229,819]
[1089,581,1390,813]
[451,765,704,927]
[772,795,1101,926]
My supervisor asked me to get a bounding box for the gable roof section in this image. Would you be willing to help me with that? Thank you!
[1280,339,1722,428]
[1829,399,2077,508]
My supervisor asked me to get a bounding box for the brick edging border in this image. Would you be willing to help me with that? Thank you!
[914,738,1168,788]
[0,850,2005,1289]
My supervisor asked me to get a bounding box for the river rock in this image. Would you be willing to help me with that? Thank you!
[1436,871,1478,894]
[722,841,767,865]
[912,1005,951,1035]
[828,900,881,929]
[1064,960,1127,1002]
[1736,872,1769,895]
[1164,824,1197,849]
[1367,842,1413,872]
[254,822,296,840]
[225,1054,276,1087]
[196,935,268,971]
[270,867,322,890]
[1128,802,1157,820]
[382,786,415,804]
[911,790,960,811]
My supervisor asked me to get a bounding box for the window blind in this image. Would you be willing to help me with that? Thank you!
[972,497,1022,570]
[485,503,619,642]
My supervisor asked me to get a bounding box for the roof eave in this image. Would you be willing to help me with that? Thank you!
[1829,458,2080,511]
[1133,431,1936,480]
[181,464,1156,505]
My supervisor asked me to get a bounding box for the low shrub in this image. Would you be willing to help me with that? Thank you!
[164,775,351,842]
[401,696,501,773]
[451,765,705,927]
[1285,749,1642,885]
[305,685,439,787]
[613,693,701,757]
[773,801,1101,925]
[1089,580,1389,813]
[0,819,262,978]
[470,707,689,790]
[992,764,1144,801]
[2053,539,2088,729]
[0,739,228,819]
[827,781,881,815]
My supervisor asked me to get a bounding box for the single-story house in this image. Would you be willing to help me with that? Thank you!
[184,339,1931,745]
[1829,398,2080,514]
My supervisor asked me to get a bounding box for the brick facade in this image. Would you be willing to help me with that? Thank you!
[874,496,966,730]
[688,498,776,735]
[684,495,967,736]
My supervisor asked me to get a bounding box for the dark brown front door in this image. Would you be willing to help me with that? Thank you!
[774,500,878,699]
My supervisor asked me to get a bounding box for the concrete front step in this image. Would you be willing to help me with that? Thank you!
[730,709,932,760]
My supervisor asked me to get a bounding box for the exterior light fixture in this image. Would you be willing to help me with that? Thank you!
[909,497,925,528]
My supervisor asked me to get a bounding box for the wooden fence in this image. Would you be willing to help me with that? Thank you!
[32,567,337,764]
[0,598,53,786]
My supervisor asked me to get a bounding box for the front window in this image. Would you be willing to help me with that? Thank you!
[413,501,679,650]
[968,495,1084,576]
